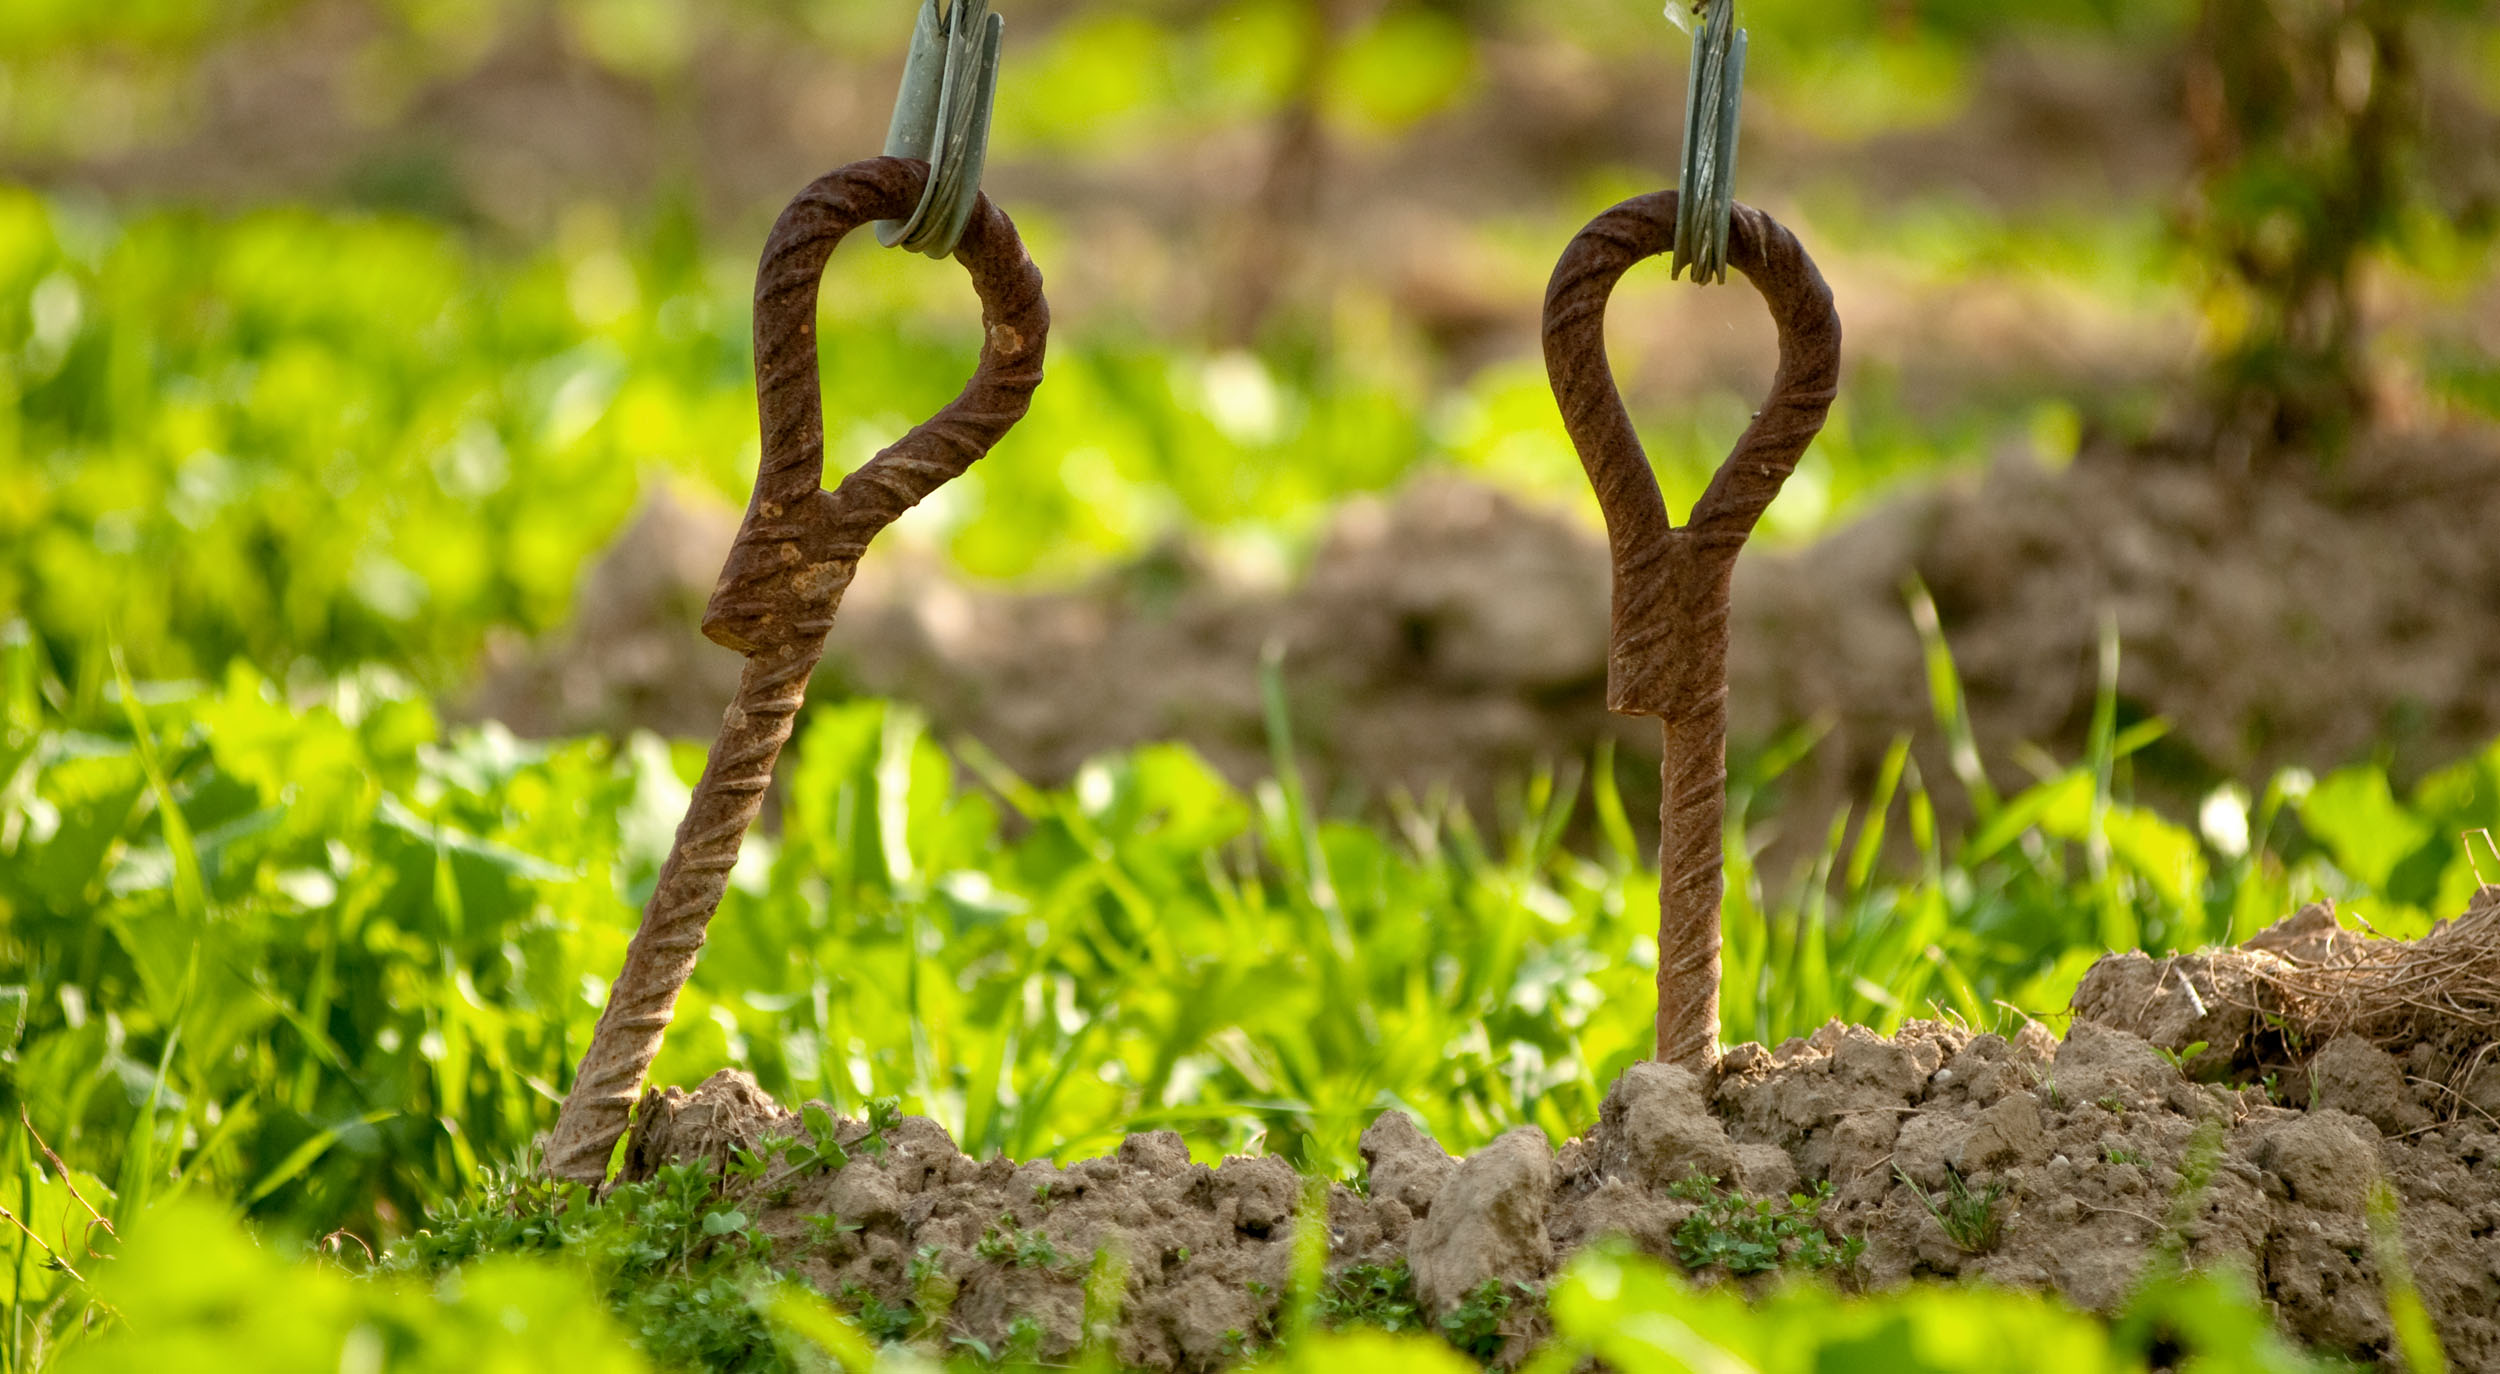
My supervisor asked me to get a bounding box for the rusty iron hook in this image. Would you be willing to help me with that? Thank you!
[543,156,1048,1184]
[1542,190,1841,1072]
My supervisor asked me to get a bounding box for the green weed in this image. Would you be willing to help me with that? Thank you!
[972,1218,1062,1270]
[1438,1279,1535,1365]
[8,621,2500,1250]
[1319,1259,1423,1332]
[1667,1176,1863,1275]
[1898,1165,2007,1254]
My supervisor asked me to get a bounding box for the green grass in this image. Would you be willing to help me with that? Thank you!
[5,605,2495,1259]
[0,180,2213,697]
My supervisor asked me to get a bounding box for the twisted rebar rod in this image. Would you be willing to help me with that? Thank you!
[543,157,1048,1184]
[1542,192,1841,1072]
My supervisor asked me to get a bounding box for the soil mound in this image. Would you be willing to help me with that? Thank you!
[471,424,2500,856]
[619,902,2500,1370]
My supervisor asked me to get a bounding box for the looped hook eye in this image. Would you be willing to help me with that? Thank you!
[703,156,1048,657]
[543,156,1048,1184]
[1671,0,1747,286]
[1542,189,1838,1070]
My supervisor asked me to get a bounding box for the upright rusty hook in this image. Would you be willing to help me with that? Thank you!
[1542,191,1840,1071]
[544,157,1048,1184]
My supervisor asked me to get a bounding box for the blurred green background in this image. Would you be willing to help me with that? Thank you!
[5,0,2500,1320]
[6,0,2494,691]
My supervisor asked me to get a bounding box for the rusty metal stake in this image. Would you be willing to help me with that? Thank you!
[542,157,1049,1184]
[1542,191,1841,1073]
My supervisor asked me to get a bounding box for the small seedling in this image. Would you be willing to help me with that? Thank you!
[2098,1095,2127,1114]
[1440,1278,1534,1364]
[1667,1176,1862,1275]
[837,1283,916,1343]
[2152,1041,2211,1076]
[779,1102,855,1176]
[863,1096,902,1156]
[976,1217,1064,1269]
[1897,1165,2005,1254]
[1318,1259,1421,1332]
[1003,1314,1046,1363]
[727,1137,782,1182]
[803,1212,862,1249]
[2104,1147,2146,1167]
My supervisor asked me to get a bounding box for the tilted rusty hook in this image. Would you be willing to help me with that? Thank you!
[1542,191,1841,1072]
[543,157,1048,1184]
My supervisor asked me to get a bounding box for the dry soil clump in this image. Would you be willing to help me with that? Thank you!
[625,903,2500,1370]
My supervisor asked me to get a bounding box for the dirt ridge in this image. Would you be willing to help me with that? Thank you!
[621,906,2500,1370]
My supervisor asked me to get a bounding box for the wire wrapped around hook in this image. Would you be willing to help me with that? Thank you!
[878,0,1005,259]
[1671,0,1746,285]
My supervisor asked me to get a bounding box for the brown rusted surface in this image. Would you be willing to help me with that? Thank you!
[543,157,1048,1184]
[1542,191,1841,1071]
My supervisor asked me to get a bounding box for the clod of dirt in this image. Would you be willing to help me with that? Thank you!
[2308,1034,2435,1136]
[2073,889,2500,1103]
[621,900,2500,1371]
[1407,1127,1554,1315]
[1356,1111,1453,1217]
[1591,1062,1735,1189]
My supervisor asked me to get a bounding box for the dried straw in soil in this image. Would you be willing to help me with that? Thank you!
[2253,886,2500,1050]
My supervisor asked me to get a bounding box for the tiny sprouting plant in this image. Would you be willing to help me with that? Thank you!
[1441,1278,1535,1364]
[864,1096,903,1153]
[976,1217,1064,1269]
[779,1102,856,1176]
[1898,1165,2005,1254]
[2153,1041,2211,1076]
[1319,1259,1422,1332]
[2098,1095,2128,1113]
[1667,1176,1863,1275]
[838,1283,916,1344]
[2104,1147,2146,1167]
[803,1212,862,1249]
[1004,1314,1047,1363]
[905,1241,961,1323]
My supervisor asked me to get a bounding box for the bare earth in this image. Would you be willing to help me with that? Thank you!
[622,894,2500,1371]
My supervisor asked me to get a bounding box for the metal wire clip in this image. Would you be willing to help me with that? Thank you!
[878,0,1005,259]
[1669,0,1746,285]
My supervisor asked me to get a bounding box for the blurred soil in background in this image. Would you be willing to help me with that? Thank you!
[472,419,2500,872]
